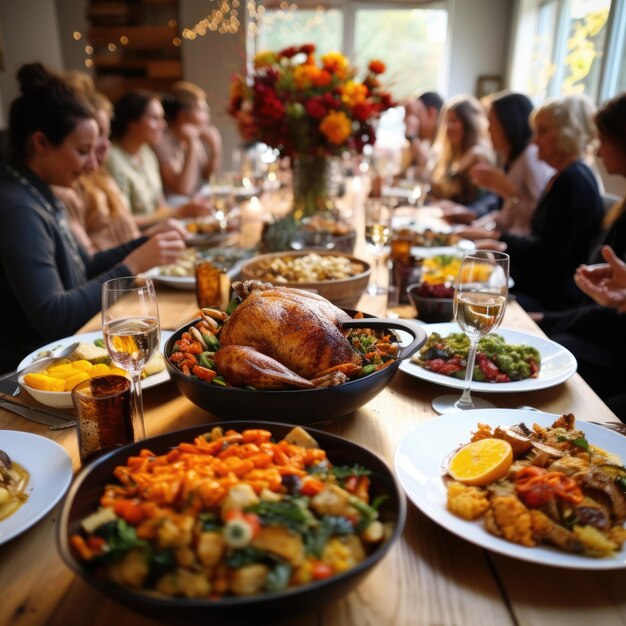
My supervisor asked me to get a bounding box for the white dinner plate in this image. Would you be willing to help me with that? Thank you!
[143,267,196,291]
[143,255,251,291]
[399,323,577,393]
[0,430,72,545]
[394,408,626,569]
[17,329,174,398]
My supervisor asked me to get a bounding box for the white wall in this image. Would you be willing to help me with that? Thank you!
[0,0,64,129]
[447,0,513,97]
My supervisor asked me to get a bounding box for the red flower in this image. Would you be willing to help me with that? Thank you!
[300,44,316,55]
[306,97,328,120]
[353,102,374,122]
[368,60,386,74]
[279,45,298,59]
[258,96,285,121]
[322,92,341,109]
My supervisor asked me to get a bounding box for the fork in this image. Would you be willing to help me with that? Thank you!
[516,406,626,436]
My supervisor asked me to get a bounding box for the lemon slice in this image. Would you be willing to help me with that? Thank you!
[448,438,513,486]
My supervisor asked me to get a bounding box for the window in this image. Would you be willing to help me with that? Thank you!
[352,7,448,101]
[254,2,448,102]
[512,0,614,103]
[257,8,343,57]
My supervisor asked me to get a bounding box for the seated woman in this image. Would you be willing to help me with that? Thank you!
[54,86,185,253]
[430,94,494,210]
[154,81,223,197]
[538,93,626,415]
[107,90,212,229]
[0,63,186,372]
[458,92,555,236]
[465,95,604,312]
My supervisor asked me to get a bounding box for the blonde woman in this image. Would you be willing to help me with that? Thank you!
[155,81,223,196]
[478,94,604,312]
[430,94,494,207]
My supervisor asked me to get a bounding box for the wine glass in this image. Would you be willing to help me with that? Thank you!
[101,277,160,440]
[364,199,392,295]
[431,250,510,414]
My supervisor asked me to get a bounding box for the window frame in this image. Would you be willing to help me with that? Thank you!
[511,0,625,103]
[250,0,450,96]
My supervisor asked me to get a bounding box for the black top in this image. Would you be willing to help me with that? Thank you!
[500,160,603,311]
[539,203,626,404]
[0,163,146,372]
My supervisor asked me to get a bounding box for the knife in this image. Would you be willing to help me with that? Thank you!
[0,399,75,427]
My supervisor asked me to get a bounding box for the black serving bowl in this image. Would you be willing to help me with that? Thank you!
[407,283,455,323]
[164,312,426,423]
[57,421,406,624]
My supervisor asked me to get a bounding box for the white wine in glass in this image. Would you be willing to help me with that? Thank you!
[432,250,509,414]
[102,277,160,440]
[364,200,392,295]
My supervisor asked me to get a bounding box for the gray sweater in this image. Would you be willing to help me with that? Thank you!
[0,164,146,372]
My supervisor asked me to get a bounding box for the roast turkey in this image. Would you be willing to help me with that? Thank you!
[214,281,362,388]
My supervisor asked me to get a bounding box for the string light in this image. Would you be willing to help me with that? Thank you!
[73,31,82,40]
[180,0,318,38]
[120,35,129,45]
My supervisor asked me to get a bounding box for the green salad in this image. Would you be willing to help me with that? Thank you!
[412,332,541,382]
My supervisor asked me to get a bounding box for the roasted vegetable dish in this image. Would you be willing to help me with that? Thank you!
[70,426,391,598]
[446,415,626,557]
[412,332,540,383]
[0,450,29,521]
[168,281,398,390]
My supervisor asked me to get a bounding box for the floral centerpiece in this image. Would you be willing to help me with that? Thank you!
[229,44,394,247]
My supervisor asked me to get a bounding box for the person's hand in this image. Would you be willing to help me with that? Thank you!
[199,124,222,149]
[123,231,186,274]
[473,239,507,252]
[455,226,501,241]
[143,218,189,240]
[574,245,626,311]
[179,123,200,146]
[470,163,516,198]
[437,200,477,225]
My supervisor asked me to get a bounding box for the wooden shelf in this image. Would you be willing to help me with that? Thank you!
[87,0,181,101]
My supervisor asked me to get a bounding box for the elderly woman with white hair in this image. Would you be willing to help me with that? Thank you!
[470,94,604,312]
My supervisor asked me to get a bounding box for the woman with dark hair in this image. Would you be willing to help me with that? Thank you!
[466,92,555,235]
[537,93,626,416]
[154,81,223,196]
[0,63,185,371]
[107,90,211,228]
[430,94,494,205]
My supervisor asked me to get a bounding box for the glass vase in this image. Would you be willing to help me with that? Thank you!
[291,154,332,219]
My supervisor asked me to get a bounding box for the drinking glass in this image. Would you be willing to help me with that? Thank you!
[432,250,509,414]
[101,277,160,440]
[364,199,392,295]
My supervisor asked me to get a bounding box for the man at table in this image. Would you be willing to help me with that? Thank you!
[403,91,444,179]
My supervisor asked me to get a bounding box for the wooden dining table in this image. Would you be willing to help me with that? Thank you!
[1,277,625,626]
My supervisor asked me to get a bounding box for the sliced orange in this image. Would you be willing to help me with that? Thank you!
[448,438,513,486]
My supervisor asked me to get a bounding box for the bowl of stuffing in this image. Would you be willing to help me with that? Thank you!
[57,421,406,622]
[239,251,371,310]
[164,281,427,423]
[407,281,455,323]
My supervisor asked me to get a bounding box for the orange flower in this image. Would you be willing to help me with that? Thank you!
[340,81,368,108]
[311,69,332,87]
[319,110,352,145]
[294,64,316,89]
[321,52,349,80]
[368,60,386,74]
